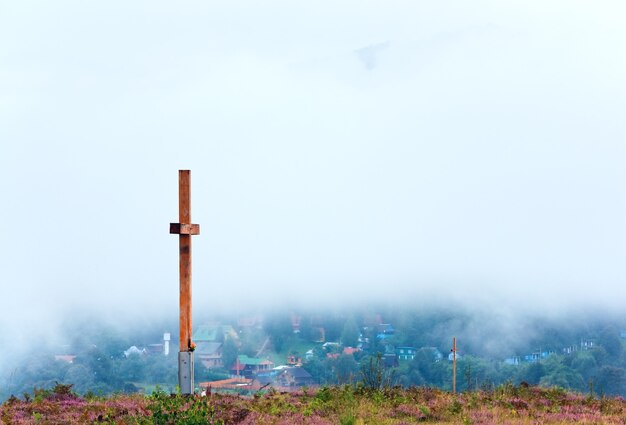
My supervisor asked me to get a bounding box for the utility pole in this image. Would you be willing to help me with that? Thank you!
[451,337,457,394]
[170,170,200,395]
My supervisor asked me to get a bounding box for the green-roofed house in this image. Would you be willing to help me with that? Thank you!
[230,355,274,379]
[193,324,220,342]
[193,323,240,369]
[193,323,239,344]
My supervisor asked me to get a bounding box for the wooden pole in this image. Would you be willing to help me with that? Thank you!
[178,170,192,352]
[452,337,457,394]
[170,170,200,394]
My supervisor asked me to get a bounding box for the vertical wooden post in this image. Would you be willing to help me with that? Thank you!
[178,170,192,352]
[170,170,200,395]
[452,337,457,394]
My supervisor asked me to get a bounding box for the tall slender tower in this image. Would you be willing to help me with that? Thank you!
[164,332,171,356]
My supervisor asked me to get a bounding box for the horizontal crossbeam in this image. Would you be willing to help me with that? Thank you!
[169,223,200,235]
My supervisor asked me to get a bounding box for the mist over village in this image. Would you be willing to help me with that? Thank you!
[2,1,626,423]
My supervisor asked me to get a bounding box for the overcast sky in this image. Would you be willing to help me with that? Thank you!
[1,1,626,349]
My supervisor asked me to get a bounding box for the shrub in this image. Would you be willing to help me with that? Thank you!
[358,353,395,391]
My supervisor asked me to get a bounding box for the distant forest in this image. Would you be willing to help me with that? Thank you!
[2,306,626,401]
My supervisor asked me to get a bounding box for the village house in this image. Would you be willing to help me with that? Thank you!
[397,346,416,361]
[124,346,145,357]
[54,355,76,364]
[287,354,302,366]
[196,341,223,368]
[343,346,360,356]
[376,323,395,340]
[322,342,341,351]
[449,351,464,361]
[231,355,274,379]
[193,323,240,369]
[275,367,315,388]
[193,323,238,344]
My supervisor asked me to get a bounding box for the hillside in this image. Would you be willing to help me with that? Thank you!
[2,383,625,424]
[3,308,626,402]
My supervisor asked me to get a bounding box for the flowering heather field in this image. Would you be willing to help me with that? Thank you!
[1,384,625,424]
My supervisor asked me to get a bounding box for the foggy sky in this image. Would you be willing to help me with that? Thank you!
[1,1,626,356]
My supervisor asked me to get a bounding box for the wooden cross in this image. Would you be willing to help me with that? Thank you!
[169,170,200,394]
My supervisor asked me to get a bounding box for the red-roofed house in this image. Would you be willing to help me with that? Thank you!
[343,347,360,356]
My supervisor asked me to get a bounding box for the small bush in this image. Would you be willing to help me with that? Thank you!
[339,411,357,425]
[148,390,220,425]
[358,353,396,391]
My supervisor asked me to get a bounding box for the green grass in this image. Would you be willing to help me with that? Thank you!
[269,335,321,365]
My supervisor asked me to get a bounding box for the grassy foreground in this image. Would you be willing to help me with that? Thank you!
[1,384,625,424]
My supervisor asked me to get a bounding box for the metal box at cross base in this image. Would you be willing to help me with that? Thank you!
[178,352,194,394]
